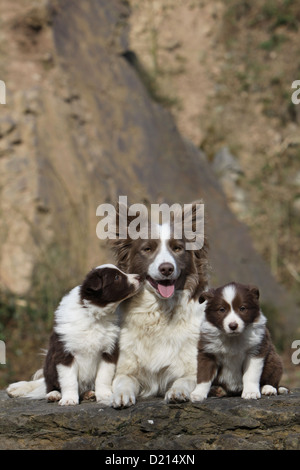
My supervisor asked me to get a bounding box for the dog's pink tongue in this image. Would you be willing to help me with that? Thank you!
[157,283,175,298]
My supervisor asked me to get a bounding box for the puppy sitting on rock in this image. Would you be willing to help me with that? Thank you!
[7,265,141,406]
[191,282,288,402]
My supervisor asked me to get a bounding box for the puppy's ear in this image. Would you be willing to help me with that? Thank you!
[88,272,103,291]
[199,288,215,304]
[248,285,260,300]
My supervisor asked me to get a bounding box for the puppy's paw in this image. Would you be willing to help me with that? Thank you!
[190,391,207,402]
[81,390,96,401]
[96,387,112,406]
[278,386,289,395]
[190,383,210,402]
[46,390,61,402]
[111,391,136,409]
[208,385,227,398]
[261,385,277,396]
[242,385,261,400]
[165,387,190,404]
[59,394,79,406]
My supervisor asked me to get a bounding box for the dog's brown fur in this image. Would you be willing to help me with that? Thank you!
[108,200,209,299]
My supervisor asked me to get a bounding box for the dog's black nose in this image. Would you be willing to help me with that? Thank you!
[229,322,238,331]
[159,263,174,277]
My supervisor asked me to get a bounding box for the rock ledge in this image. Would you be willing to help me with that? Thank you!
[0,389,299,450]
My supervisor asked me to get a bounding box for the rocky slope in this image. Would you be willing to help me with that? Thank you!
[0,390,299,450]
[128,0,300,291]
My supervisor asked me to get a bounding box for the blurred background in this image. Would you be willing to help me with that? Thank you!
[0,0,299,388]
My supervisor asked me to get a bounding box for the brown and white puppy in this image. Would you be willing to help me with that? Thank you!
[7,265,141,405]
[191,282,287,402]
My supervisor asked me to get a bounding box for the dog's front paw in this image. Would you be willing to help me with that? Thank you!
[165,387,190,404]
[261,385,277,396]
[81,390,96,401]
[190,383,210,402]
[190,391,207,402]
[46,391,61,402]
[96,387,112,406]
[111,391,136,409]
[59,393,79,406]
[242,385,261,400]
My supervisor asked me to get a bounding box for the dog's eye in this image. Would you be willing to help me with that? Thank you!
[143,247,152,253]
[239,306,246,312]
[114,274,120,281]
[219,307,225,313]
[173,245,183,253]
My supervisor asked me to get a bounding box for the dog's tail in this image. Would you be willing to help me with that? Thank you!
[6,377,46,399]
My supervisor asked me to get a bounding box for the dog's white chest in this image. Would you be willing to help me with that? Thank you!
[62,321,118,357]
[119,291,202,395]
[217,351,244,392]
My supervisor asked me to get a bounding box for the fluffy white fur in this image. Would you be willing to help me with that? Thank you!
[57,285,121,405]
[111,288,203,408]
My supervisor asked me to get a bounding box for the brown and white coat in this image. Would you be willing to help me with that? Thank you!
[7,265,140,405]
[190,282,286,402]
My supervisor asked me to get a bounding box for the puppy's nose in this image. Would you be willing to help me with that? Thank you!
[229,322,238,331]
[159,262,174,277]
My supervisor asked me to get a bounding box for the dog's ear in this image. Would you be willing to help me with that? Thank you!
[115,201,136,238]
[199,288,215,304]
[182,200,205,237]
[183,200,209,284]
[108,200,149,271]
[88,271,103,291]
[247,285,260,300]
[107,201,134,270]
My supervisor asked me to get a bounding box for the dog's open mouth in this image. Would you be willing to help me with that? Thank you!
[146,276,176,298]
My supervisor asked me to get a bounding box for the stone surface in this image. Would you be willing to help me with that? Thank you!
[0,389,299,450]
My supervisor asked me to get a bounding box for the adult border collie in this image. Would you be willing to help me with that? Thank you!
[109,201,209,408]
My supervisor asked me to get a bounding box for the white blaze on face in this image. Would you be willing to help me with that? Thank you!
[148,224,178,280]
[222,284,245,334]
[147,224,179,298]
